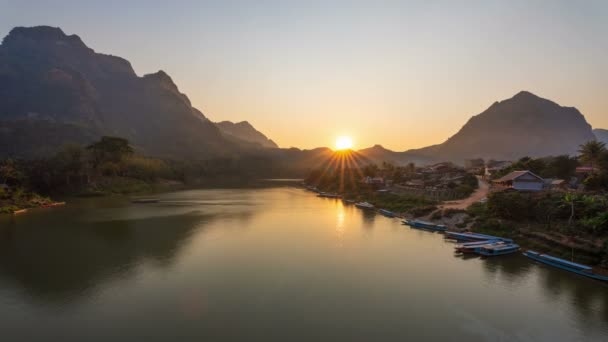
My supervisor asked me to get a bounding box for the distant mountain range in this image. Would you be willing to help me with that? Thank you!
[595,129,608,145]
[357,91,598,165]
[0,26,602,168]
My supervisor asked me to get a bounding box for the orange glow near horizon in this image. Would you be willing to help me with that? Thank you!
[335,136,353,150]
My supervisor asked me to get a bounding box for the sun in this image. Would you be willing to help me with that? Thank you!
[335,136,353,150]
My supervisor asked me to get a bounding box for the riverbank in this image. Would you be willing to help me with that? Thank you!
[0,189,53,214]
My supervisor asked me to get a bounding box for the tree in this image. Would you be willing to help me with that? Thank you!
[87,136,134,167]
[545,155,578,180]
[52,144,89,185]
[0,159,25,186]
[362,164,379,177]
[406,162,416,175]
[578,140,606,171]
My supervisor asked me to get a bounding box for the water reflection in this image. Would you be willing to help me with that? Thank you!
[0,188,607,341]
[480,253,608,332]
[335,203,345,247]
[0,203,254,305]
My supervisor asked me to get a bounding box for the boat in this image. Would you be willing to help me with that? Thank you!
[378,209,395,217]
[445,231,513,243]
[343,199,356,204]
[131,198,160,204]
[355,202,375,210]
[41,201,66,208]
[318,192,340,198]
[474,243,520,256]
[523,250,608,282]
[455,240,502,253]
[403,219,447,231]
[12,209,27,215]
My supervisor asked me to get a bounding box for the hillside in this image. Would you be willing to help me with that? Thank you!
[404,91,596,163]
[595,129,608,145]
[216,121,278,148]
[357,145,435,166]
[0,26,250,159]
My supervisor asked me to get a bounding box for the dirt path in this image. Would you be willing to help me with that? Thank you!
[440,176,489,210]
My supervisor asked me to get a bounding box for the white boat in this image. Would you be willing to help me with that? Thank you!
[355,202,375,210]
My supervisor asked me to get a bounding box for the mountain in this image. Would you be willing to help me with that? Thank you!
[594,129,608,145]
[216,121,278,148]
[357,145,434,166]
[404,91,596,163]
[0,26,264,159]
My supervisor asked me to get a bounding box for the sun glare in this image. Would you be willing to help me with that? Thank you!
[335,136,353,150]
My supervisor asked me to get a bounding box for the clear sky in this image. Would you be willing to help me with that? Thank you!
[1,0,607,150]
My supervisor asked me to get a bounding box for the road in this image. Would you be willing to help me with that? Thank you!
[440,176,489,210]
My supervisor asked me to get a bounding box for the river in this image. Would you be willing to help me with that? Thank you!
[0,187,607,341]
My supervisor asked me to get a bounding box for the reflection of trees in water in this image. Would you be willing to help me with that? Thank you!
[481,255,533,284]
[482,255,608,328]
[359,210,376,228]
[537,265,608,328]
[0,210,254,305]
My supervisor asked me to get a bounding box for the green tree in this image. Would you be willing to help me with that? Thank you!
[0,159,25,186]
[87,136,134,167]
[362,164,379,177]
[578,140,606,171]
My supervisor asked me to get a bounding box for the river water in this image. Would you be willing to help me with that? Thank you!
[0,188,607,341]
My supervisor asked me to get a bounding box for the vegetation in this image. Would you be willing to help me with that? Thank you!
[465,141,608,266]
[492,155,579,181]
[1,136,180,212]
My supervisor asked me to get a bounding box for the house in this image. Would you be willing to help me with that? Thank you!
[493,170,545,191]
[544,178,568,190]
[405,179,425,188]
[485,160,512,177]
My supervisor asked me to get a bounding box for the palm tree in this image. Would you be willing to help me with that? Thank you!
[578,141,606,171]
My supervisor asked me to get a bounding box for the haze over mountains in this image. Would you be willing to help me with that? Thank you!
[595,129,608,145]
[0,26,604,168]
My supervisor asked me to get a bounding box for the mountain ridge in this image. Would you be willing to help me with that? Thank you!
[0,26,263,159]
[216,121,278,148]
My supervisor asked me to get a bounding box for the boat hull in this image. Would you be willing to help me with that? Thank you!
[405,220,447,232]
[379,209,395,217]
[523,251,608,282]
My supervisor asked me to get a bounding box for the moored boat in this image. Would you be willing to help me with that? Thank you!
[355,202,375,210]
[12,208,28,215]
[523,250,608,282]
[343,199,356,204]
[378,209,395,217]
[131,198,160,204]
[474,243,520,256]
[455,240,502,253]
[41,201,66,208]
[403,219,447,231]
[446,231,513,243]
[318,192,340,198]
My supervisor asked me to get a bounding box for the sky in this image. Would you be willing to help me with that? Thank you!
[1,0,607,150]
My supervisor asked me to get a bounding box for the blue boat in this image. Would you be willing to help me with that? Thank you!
[446,231,513,243]
[379,209,395,217]
[403,219,447,232]
[523,250,608,282]
[474,243,520,256]
[455,240,502,253]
